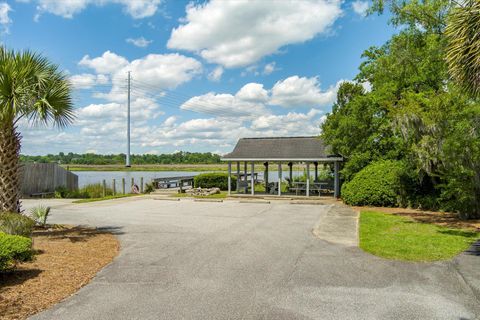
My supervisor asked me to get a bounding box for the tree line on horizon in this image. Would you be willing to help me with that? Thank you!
[20,152,222,165]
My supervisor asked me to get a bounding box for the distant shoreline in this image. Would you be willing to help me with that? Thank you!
[61,163,310,172]
[62,164,227,172]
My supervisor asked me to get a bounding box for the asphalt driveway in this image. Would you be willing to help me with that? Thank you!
[23,197,479,320]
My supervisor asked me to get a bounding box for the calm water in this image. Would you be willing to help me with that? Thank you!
[74,171,207,189]
[74,170,307,189]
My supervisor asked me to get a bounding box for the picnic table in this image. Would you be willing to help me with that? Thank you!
[289,181,329,196]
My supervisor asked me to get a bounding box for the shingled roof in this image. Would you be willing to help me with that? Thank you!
[221,137,342,161]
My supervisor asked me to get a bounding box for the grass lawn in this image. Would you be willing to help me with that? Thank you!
[359,211,480,262]
[170,191,228,199]
[72,194,141,203]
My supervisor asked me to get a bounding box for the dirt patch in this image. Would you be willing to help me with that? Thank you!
[352,206,480,231]
[0,226,119,320]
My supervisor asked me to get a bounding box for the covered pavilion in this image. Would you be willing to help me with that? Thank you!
[221,137,343,197]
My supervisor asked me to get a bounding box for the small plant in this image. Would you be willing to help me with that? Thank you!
[30,206,51,227]
[0,232,34,271]
[144,182,155,194]
[54,186,69,198]
[0,213,35,237]
[80,183,113,198]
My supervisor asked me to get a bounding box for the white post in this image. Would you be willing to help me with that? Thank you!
[278,163,282,196]
[334,161,340,198]
[236,161,240,192]
[228,162,232,195]
[251,162,255,195]
[306,162,310,197]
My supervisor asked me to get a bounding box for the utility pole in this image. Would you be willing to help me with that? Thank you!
[126,71,131,167]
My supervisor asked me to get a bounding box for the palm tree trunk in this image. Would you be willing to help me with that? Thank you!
[0,123,21,213]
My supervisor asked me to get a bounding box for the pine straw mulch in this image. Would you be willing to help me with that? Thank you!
[0,225,119,320]
[353,206,480,231]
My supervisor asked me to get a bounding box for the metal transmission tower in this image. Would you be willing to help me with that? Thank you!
[126,71,131,167]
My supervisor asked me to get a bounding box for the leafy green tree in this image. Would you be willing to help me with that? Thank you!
[322,82,403,180]
[446,0,480,97]
[439,104,480,218]
[0,48,73,212]
[323,0,480,218]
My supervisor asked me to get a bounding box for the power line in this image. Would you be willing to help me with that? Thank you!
[129,88,241,118]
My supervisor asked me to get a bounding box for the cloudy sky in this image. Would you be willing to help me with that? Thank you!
[2,0,394,155]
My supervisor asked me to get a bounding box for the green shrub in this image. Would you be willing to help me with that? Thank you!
[79,183,113,198]
[54,186,69,198]
[341,160,408,207]
[194,173,237,191]
[55,183,113,199]
[30,206,51,227]
[0,213,35,237]
[144,182,155,194]
[0,232,34,271]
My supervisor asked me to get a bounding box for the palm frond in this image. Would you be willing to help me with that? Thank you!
[446,0,480,97]
[0,47,75,127]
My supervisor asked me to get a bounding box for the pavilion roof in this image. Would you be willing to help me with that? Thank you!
[221,136,342,162]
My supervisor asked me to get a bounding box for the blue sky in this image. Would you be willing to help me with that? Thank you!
[1,0,395,155]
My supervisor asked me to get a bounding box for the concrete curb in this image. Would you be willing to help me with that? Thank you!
[312,204,359,247]
[194,199,224,203]
[290,200,325,205]
[238,200,271,204]
[153,197,180,201]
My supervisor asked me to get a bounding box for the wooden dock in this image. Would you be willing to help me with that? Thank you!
[152,176,195,191]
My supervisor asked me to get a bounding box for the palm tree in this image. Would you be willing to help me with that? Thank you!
[0,47,74,213]
[446,0,480,97]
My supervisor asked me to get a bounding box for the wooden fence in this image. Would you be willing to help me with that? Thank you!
[20,163,78,196]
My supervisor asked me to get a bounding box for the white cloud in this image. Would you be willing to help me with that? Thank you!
[79,51,129,75]
[168,0,342,68]
[270,76,339,108]
[180,92,267,118]
[70,73,109,89]
[30,0,162,20]
[126,36,153,48]
[78,51,202,95]
[250,109,324,135]
[181,75,338,118]
[263,62,276,75]
[207,66,223,82]
[352,0,369,17]
[123,53,202,89]
[0,2,12,33]
[235,83,268,103]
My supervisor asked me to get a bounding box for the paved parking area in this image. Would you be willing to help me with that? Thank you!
[24,197,479,320]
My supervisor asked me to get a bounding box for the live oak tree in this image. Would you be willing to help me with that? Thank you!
[0,48,74,213]
[322,0,480,218]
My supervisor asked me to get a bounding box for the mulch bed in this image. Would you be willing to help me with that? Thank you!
[0,226,119,320]
[353,206,480,231]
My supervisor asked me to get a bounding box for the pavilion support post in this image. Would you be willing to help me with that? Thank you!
[251,162,255,195]
[314,162,318,182]
[244,161,248,193]
[236,161,240,192]
[334,161,340,198]
[278,163,282,196]
[264,162,269,193]
[306,162,310,197]
[288,162,293,187]
[228,162,232,195]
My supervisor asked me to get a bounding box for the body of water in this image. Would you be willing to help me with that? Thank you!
[74,170,309,189]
